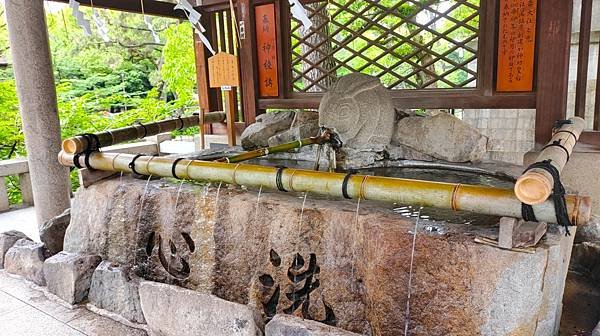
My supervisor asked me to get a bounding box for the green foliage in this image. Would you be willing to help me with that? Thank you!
[161,24,197,102]
[0,4,200,205]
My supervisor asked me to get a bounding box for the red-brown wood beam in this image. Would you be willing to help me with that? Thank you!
[238,0,259,125]
[574,0,593,119]
[534,0,573,144]
[51,0,186,18]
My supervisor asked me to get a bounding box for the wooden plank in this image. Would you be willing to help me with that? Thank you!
[496,0,537,92]
[255,4,280,97]
[477,0,496,96]
[238,0,259,124]
[224,89,237,146]
[18,173,33,206]
[575,0,593,118]
[78,169,119,189]
[534,0,573,144]
[194,30,213,140]
[0,158,29,177]
[53,0,185,18]
[498,217,547,249]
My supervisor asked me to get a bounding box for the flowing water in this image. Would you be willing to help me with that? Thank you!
[134,175,153,264]
[404,207,422,336]
[350,197,362,290]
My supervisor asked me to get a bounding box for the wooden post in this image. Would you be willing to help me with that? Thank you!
[224,87,237,146]
[238,0,259,125]
[534,0,573,144]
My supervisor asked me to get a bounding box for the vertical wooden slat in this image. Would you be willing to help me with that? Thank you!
[238,0,259,125]
[219,11,227,53]
[575,0,593,118]
[534,0,573,144]
[194,31,212,139]
[477,0,496,96]
[210,13,224,111]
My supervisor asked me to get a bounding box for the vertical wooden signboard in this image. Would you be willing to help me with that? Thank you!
[496,0,538,92]
[255,4,279,97]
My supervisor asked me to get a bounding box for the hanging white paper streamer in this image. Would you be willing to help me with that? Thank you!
[289,0,313,31]
[92,10,110,42]
[69,0,92,36]
[144,16,161,44]
[174,0,216,55]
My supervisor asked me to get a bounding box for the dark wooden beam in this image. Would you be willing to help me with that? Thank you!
[50,0,186,18]
[259,91,536,110]
[534,0,573,144]
[238,0,258,125]
[574,0,593,119]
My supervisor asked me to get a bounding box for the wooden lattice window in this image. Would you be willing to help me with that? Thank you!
[290,0,480,92]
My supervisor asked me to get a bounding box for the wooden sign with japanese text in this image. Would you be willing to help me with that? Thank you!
[496,0,537,92]
[255,4,279,97]
[208,52,240,88]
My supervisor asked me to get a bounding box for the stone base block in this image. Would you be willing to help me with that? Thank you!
[43,252,102,304]
[139,281,261,336]
[89,261,145,324]
[4,238,47,285]
[266,315,362,336]
[0,231,28,268]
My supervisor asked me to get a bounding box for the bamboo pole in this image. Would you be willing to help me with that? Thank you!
[515,117,586,205]
[62,112,227,155]
[218,130,335,163]
[58,151,592,226]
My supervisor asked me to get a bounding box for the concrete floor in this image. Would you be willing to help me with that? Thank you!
[0,270,146,336]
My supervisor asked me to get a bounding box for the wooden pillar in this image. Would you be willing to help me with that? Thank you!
[238,0,259,125]
[574,0,593,119]
[5,0,71,226]
[534,0,573,144]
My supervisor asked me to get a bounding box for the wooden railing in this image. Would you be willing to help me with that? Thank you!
[0,158,33,211]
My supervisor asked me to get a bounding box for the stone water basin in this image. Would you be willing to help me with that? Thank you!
[64,165,574,336]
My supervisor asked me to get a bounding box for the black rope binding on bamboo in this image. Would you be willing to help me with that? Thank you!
[275,167,288,192]
[177,116,185,131]
[128,154,144,176]
[134,121,148,139]
[553,119,573,130]
[171,158,186,179]
[554,130,578,142]
[521,159,572,235]
[80,133,100,153]
[342,171,357,199]
[542,139,570,161]
[73,153,84,169]
[83,152,93,170]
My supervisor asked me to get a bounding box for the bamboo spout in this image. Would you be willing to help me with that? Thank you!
[58,151,592,226]
[515,117,586,205]
[62,112,227,155]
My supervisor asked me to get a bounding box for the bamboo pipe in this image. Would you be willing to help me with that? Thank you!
[218,130,336,163]
[58,151,592,226]
[515,117,586,205]
[62,112,227,155]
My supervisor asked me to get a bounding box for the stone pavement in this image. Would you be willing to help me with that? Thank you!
[0,207,39,242]
[0,270,146,336]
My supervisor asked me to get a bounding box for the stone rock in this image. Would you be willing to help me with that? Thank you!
[241,111,296,149]
[0,230,28,268]
[386,144,436,162]
[571,242,600,282]
[267,123,320,147]
[65,177,577,335]
[575,214,600,243]
[39,208,71,256]
[292,110,319,125]
[266,315,362,336]
[89,261,146,324]
[139,281,261,336]
[593,320,600,336]
[393,113,488,162]
[4,238,47,285]
[43,252,102,304]
[319,73,395,148]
